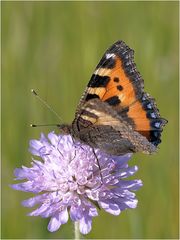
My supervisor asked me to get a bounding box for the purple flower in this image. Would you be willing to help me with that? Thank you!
[11,132,143,235]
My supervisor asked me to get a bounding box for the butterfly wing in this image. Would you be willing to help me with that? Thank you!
[74,40,167,149]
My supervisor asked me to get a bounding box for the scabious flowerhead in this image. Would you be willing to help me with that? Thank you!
[11,132,143,235]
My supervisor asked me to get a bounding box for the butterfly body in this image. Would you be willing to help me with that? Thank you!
[59,40,167,155]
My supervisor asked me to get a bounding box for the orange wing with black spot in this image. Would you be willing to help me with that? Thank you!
[75,40,167,147]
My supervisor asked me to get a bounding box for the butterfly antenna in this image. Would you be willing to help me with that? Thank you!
[30,124,61,128]
[31,89,62,122]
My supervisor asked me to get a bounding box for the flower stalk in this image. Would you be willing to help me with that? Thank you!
[74,221,80,240]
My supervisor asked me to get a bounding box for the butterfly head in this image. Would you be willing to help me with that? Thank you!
[59,124,72,135]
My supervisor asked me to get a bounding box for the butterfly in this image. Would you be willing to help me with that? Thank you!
[59,40,167,155]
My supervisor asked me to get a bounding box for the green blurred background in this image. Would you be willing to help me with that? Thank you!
[2,1,179,239]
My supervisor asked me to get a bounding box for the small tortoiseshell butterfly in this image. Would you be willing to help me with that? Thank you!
[60,40,167,155]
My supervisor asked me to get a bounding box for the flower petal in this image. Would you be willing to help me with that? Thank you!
[115,179,143,190]
[22,193,49,207]
[48,132,59,146]
[70,205,83,221]
[48,214,62,232]
[99,201,120,215]
[28,203,50,216]
[59,208,69,224]
[79,216,92,235]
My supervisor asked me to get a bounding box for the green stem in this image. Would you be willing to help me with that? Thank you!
[74,221,80,240]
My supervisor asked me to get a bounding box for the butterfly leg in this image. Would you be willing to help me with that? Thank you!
[92,148,103,183]
[70,137,79,161]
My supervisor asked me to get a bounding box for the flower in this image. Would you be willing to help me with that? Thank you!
[11,132,143,235]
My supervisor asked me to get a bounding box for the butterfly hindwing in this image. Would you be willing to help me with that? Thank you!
[72,99,156,155]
